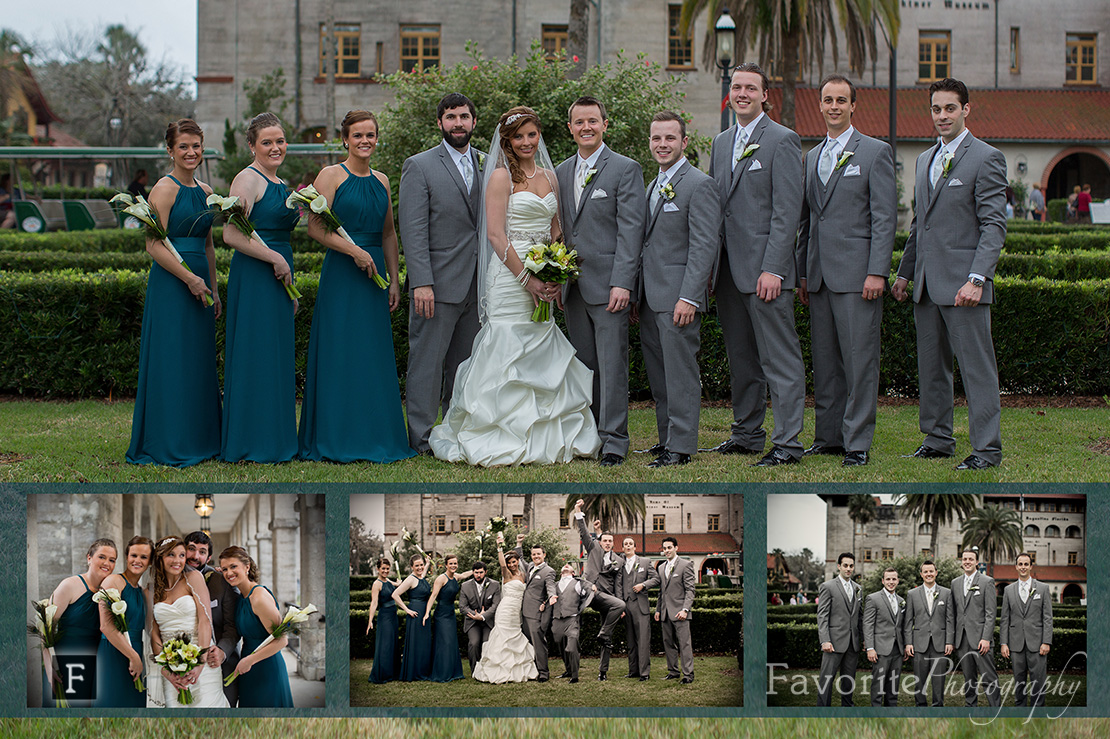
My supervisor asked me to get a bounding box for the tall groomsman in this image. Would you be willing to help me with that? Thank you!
[950,548,1001,707]
[511,533,556,682]
[639,111,720,468]
[185,531,240,705]
[1000,553,1053,707]
[816,552,863,706]
[618,536,660,680]
[556,96,645,467]
[399,92,482,454]
[902,560,954,706]
[549,562,595,683]
[892,78,1006,470]
[863,567,906,706]
[572,500,626,679]
[654,536,696,683]
[796,75,897,467]
[458,561,501,674]
[708,62,806,467]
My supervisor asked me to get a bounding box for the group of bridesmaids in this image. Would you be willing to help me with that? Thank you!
[366,554,473,683]
[126,111,414,467]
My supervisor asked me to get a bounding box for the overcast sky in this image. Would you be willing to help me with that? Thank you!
[768,493,895,558]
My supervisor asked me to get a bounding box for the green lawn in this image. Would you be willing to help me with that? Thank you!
[2,400,1108,482]
[350,656,742,707]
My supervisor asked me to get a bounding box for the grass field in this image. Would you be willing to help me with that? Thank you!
[350,656,742,707]
[2,400,1108,482]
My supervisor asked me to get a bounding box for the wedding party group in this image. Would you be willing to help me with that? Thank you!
[31,532,295,708]
[366,500,698,685]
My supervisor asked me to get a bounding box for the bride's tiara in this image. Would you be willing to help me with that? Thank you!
[157,537,178,547]
[504,112,532,126]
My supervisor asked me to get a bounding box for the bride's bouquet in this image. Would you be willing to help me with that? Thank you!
[92,587,143,691]
[205,193,302,300]
[27,598,67,707]
[223,603,318,686]
[153,633,206,705]
[287,185,388,289]
[523,239,581,322]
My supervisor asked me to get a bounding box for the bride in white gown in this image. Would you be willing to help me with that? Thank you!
[147,536,230,708]
[430,106,601,466]
[472,535,538,683]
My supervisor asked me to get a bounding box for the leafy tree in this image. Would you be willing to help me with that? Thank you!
[562,493,646,533]
[0,30,35,146]
[860,553,962,598]
[450,524,570,582]
[961,504,1024,577]
[894,493,980,559]
[349,516,384,575]
[847,493,876,556]
[783,547,824,591]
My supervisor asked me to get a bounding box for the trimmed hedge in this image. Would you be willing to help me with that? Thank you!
[767,603,1087,617]
[765,612,1086,630]
[0,249,327,275]
[0,227,326,254]
[1005,221,1110,235]
[350,588,742,611]
[350,575,737,592]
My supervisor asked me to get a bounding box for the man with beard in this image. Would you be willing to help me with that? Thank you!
[457,560,501,674]
[184,531,241,705]
[399,92,483,454]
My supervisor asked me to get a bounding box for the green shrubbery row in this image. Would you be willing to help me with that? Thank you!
[767,603,1088,617]
[348,575,739,593]
[765,612,1086,630]
[349,588,742,610]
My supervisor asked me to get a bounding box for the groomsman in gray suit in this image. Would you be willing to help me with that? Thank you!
[796,75,897,467]
[572,500,626,679]
[950,548,1001,707]
[457,561,501,674]
[511,534,557,681]
[708,62,806,467]
[618,536,660,680]
[1000,553,1053,707]
[892,78,1006,470]
[556,97,645,467]
[654,536,695,683]
[399,92,482,453]
[816,552,863,706]
[902,560,955,706]
[639,111,721,468]
[185,531,240,705]
[548,561,596,683]
[863,567,906,706]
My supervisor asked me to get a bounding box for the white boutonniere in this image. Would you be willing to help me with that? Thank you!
[969,585,980,594]
[941,151,955,178]
[477,152,486,168]
[584,167,598,185]
[835,151,855,170]
[659,183,675,201]
[735,143,760,164]
[899,599,906,609]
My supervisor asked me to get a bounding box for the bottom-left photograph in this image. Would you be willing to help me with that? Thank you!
[26,492,326,709]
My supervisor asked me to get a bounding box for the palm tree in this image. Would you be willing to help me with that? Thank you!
[894,493,980,560]
[563,493,647,534]
[846,493,876,557]
[961,505,1023,577]
[679,0,900,128]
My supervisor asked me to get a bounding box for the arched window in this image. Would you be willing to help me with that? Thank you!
[1024,524,1041,537]
[1066,525,1082,538]
[918,522,932,535]
[1045,525,1061,538]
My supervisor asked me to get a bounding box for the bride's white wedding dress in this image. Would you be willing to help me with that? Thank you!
[150,595,230,708]
[472,579,539,683]
[430,191,601,466]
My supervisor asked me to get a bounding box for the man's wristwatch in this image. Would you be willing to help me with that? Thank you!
[968,276,984,287]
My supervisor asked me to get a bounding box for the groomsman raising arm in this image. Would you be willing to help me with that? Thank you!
[572,499,626,680]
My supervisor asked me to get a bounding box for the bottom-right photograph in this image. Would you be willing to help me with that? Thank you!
[766,490,1087,709]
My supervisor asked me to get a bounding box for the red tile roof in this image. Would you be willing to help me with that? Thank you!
[615,532,740,555]
[766,87,1110,143]
[990,565,1087,582]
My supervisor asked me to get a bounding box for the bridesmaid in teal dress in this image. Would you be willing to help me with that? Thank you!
[297,110,414,463]
[42,539,117,707]
[366,558,400,683]
[127,118,221,466]
[220,112,301,463]
[423,554,474,682]
[218,546,294,707]
[95,536,152,707]
[393,555,433,681]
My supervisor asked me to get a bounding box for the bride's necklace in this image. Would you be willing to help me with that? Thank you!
[166,574,182,591]
[522,162,539,180]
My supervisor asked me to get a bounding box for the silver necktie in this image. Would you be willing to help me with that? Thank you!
[819,141,837,185]
[731,127,749,171]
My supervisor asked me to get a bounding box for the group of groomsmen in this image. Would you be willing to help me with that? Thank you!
[816,549,1053,707]
[460,499,698,683]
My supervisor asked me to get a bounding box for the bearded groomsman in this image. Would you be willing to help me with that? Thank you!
[796,75,896,467]
[556,96,645,467]
[1000,553,1053,707]
[950,548,1001,707]
[511,533,556,681]
[185,531,241,705]
[816,552,863,706]
[707,62,805,467]
[902,560,954,706]
[618,536,660,680]
[399,92,482,454]
[864,567,906,706]
[655,537,696,684]
[892,78,1006,470]
[458,560,501,674]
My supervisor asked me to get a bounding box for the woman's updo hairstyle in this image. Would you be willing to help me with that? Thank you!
[246,112,283,146]
[340,110,378,144]
[218,546,261,583]
[165,118,204,148]
[87,538,117,559]
[125,535,155,559]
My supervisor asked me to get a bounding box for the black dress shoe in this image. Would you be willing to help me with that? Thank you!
[956,454,996,470]
[662,674,681,680]
[598,672,608,681]
[905,444,953,459]
[648,450,691,468]
[598,453,624,467]
[680,677,694,684]
[634,442,665,455]
[624,673,638,678]
[557,671,571,679]
[569,677,579,683]
[842,450,869,466]
[752,446,800,467]
[804,443,846,456]
[639,676,649,681]
[705,439,762,455]
[537,676,548,682]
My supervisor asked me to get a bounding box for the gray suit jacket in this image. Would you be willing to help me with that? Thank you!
[576,515,623,595]
[514,547,556,619]
[1000,579,1053,652]
[709,115,803,291]
[552,576,594,618]
[556,145,645,304]
[951,572,997,649]
[902,584,955,653]
[640,160,720,313]
[655,556,695,621]
[896,132,1007,305]
[398,142,482,303]
[618,555,660,616]
[817,577,863,652]
[797,130,897,292]
[458,578,501,634]
[863,589,906,656]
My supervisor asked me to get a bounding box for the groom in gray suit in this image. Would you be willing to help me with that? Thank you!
[1000,553,1053,707]
[639,111,720,468]
[816,552,863,706]
[892,78,1006,470]
[796,75,896,467]
[863,567,906,706]
[950,548,1001,707]
[902,560,954,706]
[556,97,645,467]
[399,92,482,453]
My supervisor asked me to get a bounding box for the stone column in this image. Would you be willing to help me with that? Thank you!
[270,494,300,609]
[254,494,273,588]
[297,494,326,681]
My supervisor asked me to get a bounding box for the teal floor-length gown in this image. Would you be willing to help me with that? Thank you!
[428,577,465,682]
[368,579,399,683]
[220,167,300,462]
[398,578,432,681]
[236,585,294,707]
[42,576,100,707]
[126,175,220,466]
[297,165,414,463]
[94,579,146,707]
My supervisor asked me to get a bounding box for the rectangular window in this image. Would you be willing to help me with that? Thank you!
[559,508,569,529]
[432,515,445,534]
[319,23,361,77]
[667,4,694,68]
[918,30,951,82]
[376,41,384,75]
[459,516,475,533]
[707,514,720,532]
[512,514,524,527]
[1066,33,1097,85]
[466,494,483,500]
[863,548,872,562]
[921,549,932,558]
[1010,27,1020,73]
[653,514,665,532]
[1043,502,1057,512]
[1029,550,1037,564]
[888,522,900,537]
[687,512,692,529]
[542,24,568,60]
[1003,500,1017,510]
[881,548,894,560]
[401,25,440,72]
[1068,551,1078,565]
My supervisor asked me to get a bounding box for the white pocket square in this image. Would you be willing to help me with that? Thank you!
[1033,594,1041,600]
[971,591,979,596]
[947,178,963,186]
[663,202,680,212]
[590,189,608,199]
[210,598,219,608]
[938,600,945,606]
[843,164,861,177]
[747,159,763,172]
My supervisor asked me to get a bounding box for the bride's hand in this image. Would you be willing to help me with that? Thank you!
[185,665,202,685]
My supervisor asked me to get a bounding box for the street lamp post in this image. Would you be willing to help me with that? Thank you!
[715,9,736,133]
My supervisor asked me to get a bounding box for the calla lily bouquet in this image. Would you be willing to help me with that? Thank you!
[287,186,388,289]
[92,587,143,691]
[223,604,318,686]
[110,192,214,306]
[153,633,206,705]
[28,598,67,707]
[523,240,581,322]
[206,193,301,300]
